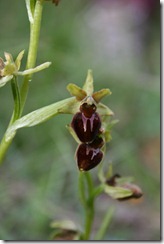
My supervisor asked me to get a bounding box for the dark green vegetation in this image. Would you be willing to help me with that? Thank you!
[0,0,160,240]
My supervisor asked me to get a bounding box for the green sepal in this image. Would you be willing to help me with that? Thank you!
[115,176,134,185]
[50,220,80,241]
[97,103,114,116]
[0,75,13,88]
[66,124,81,144]
[4,52,14,63]
[15,50,25,70]
[104,184,133,199]
[102,118,119,142]
[3,63,16,76]
[82,69,94,96]
[92,88,112,103]
[67,83,87,101]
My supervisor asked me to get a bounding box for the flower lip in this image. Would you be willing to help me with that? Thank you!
[89,136,104,149]
[80,103,96,118]
[76,143,103,171]
[71,111,101,143]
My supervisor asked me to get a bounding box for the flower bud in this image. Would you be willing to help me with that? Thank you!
[106,174,143,201]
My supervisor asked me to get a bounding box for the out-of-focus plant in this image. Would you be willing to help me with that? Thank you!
[0,0,143,240]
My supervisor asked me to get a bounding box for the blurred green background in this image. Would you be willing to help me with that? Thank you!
[0,0,160,241]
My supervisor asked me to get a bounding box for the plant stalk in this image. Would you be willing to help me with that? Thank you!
[10,76,21,123]
[0,0,44,164]
[79,172,95,240]
[83,199,95,240]
[20,0,44,114]
[94,207,114,240]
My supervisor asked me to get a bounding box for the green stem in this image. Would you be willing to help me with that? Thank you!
[0,0,44,164]
[20,0,44,114]
[79,172,95,240]
[94,207,114,240]
[85,172,93,196]
[78,172,87,207]
[0,76,21,164]
[92,184,104,198]
[0,136,13,165]
[83,199,94,240]
[10,76,21,123]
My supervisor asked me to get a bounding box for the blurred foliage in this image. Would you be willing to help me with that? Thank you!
[0,0,160,241]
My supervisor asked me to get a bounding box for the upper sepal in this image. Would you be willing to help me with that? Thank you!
[67,69,114,118]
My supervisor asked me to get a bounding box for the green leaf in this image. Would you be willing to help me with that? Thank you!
[5,97,78,142]
[95,206,114,240]
[104,185,133,199]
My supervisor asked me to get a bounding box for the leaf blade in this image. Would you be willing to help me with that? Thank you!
[5,97,77,142]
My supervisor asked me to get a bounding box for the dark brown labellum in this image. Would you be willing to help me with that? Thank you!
[76,143,103,171]
[80,103,96,118]
[89,136,104,149]
[71,112,101,143]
